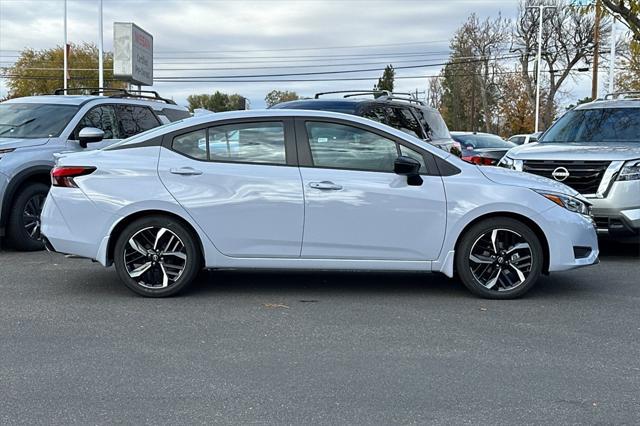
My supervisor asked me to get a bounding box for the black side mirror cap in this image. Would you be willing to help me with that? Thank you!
[394,156,423,186]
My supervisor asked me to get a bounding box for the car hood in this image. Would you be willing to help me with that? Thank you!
[506,142,640,161]
[479,165,583,199]
[0,137,51,150]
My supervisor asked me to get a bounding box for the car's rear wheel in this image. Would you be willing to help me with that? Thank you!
[455,217,544,299]
[113,215,201,297]
[7,182,48,251]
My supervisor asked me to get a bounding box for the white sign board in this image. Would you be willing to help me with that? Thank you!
[113,22,153,86]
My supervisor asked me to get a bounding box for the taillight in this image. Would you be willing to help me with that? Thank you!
[462,156,495,166]
[51,166,96,188]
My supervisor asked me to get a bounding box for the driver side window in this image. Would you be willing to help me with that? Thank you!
[305,121,399,172]
[75,105,121,140]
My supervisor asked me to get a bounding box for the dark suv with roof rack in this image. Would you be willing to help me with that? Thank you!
[271,90,460,156]
[0,88,190,250]
[499,91,640,241]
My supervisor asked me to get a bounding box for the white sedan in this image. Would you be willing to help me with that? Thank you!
[41,110,598,298]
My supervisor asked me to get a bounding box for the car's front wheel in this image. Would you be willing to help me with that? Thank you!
[113,215,202,297]
[455,217,544,299]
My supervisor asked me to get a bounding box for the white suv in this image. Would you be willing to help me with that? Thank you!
[0,88,189,250]
[41,109,598,299]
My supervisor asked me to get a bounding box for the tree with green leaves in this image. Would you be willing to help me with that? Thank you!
[186,91,246,112]
[374,65,395,92]
[4,43,124,98]
[264,89,299,107]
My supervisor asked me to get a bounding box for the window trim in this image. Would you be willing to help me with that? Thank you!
[293,117,439,176]
[163,117,298,167]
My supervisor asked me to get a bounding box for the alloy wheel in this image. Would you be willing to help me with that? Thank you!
[468,228,533,292]
[123,226,188,289]
[23,193,46,240]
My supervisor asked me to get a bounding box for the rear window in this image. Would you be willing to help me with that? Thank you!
[414,108,450,140]
[541,107,640,143]
[452,134,515,149]
[160,108,191,122]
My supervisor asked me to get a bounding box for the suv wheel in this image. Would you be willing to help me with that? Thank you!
[113,216,202,297]
[455,217,543,299]
[7,182,48,251]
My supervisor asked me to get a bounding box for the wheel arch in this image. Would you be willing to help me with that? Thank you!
[1,166,52,231]
[453,211,550,274]
[105,209,206,266]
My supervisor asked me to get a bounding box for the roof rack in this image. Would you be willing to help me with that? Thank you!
[313,90,426,106]
[314,90,390,99]
[603,91,640,100]
[52,87,177,105]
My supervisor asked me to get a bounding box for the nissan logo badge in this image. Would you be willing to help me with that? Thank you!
[552,167,570,182]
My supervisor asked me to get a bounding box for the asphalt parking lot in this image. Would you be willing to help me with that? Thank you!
[1,241,639,425]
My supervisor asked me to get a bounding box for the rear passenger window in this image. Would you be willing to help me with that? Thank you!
[116,105,161,138]
[208,122,286,165]
[173,129,207,160]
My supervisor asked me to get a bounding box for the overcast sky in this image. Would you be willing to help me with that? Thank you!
[0,0,597,108]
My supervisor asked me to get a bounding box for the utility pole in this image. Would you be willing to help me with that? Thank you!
[608,16,616,94]
[592,0,601,99]
[528,4,556,133]
[98,0,104,90]
[63,0,68,92]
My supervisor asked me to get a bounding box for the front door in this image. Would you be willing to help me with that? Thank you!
[158,119,304,258]
[297,119,447,261]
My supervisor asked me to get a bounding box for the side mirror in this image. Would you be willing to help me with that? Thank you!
[78,127,104,148]
[394,156,423,186]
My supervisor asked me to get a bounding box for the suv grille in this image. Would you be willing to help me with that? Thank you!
[522,160,611,194]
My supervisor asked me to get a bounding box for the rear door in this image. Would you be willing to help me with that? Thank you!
[158,118,304,258]
[295,118,447,261]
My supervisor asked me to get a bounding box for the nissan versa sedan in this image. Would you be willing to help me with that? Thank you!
[40,110,599,299]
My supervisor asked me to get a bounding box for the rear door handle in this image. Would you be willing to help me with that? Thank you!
[169,167,203,176]
[308,181,343,190]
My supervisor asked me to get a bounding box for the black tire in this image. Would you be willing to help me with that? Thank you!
[7,182,49,251]
[455,217,544,299]
[113,215,202,297]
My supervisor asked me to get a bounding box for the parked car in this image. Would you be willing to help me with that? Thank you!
[41,109,598,299]
[451,131,517,166]
[499,91,640,241]
[508,132,541,145]
[271,90,461,156]
[0,88,190,250]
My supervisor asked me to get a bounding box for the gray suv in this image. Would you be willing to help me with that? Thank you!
[499,92,640,241]
[0,88,190,250]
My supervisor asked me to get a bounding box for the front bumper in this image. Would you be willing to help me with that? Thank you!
[540,205,599,272]
[588,180,640,239]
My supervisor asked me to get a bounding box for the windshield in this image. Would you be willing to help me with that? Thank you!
[0,103,79,139]
[452,134,515,149]
[541,107,640,143]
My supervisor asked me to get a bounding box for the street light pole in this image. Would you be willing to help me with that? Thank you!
[528,4,556,133]
[63,0,67,92]
[98,0,104,90]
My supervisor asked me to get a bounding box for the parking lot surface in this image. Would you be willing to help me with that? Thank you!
[1,241,639,424]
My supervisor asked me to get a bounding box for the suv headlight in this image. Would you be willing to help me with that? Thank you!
[617,159,640,181]
[534,190,591,215]
[497,156,523,171]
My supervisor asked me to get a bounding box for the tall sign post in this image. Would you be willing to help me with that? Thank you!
[113,22,154,87]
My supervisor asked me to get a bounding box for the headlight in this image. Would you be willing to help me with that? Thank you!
[497,156,523,171]
[534,190,591,215]
[617,159,640,181]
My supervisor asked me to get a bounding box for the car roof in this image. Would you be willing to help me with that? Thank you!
[114,108,451,158]
[576,98,640,110]
[2,94,187,110]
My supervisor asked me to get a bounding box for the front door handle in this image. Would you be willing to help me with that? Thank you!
[308,181,343,190]
[169,167,203,176]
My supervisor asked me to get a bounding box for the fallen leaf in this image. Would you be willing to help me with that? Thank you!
[263,303,289,309]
